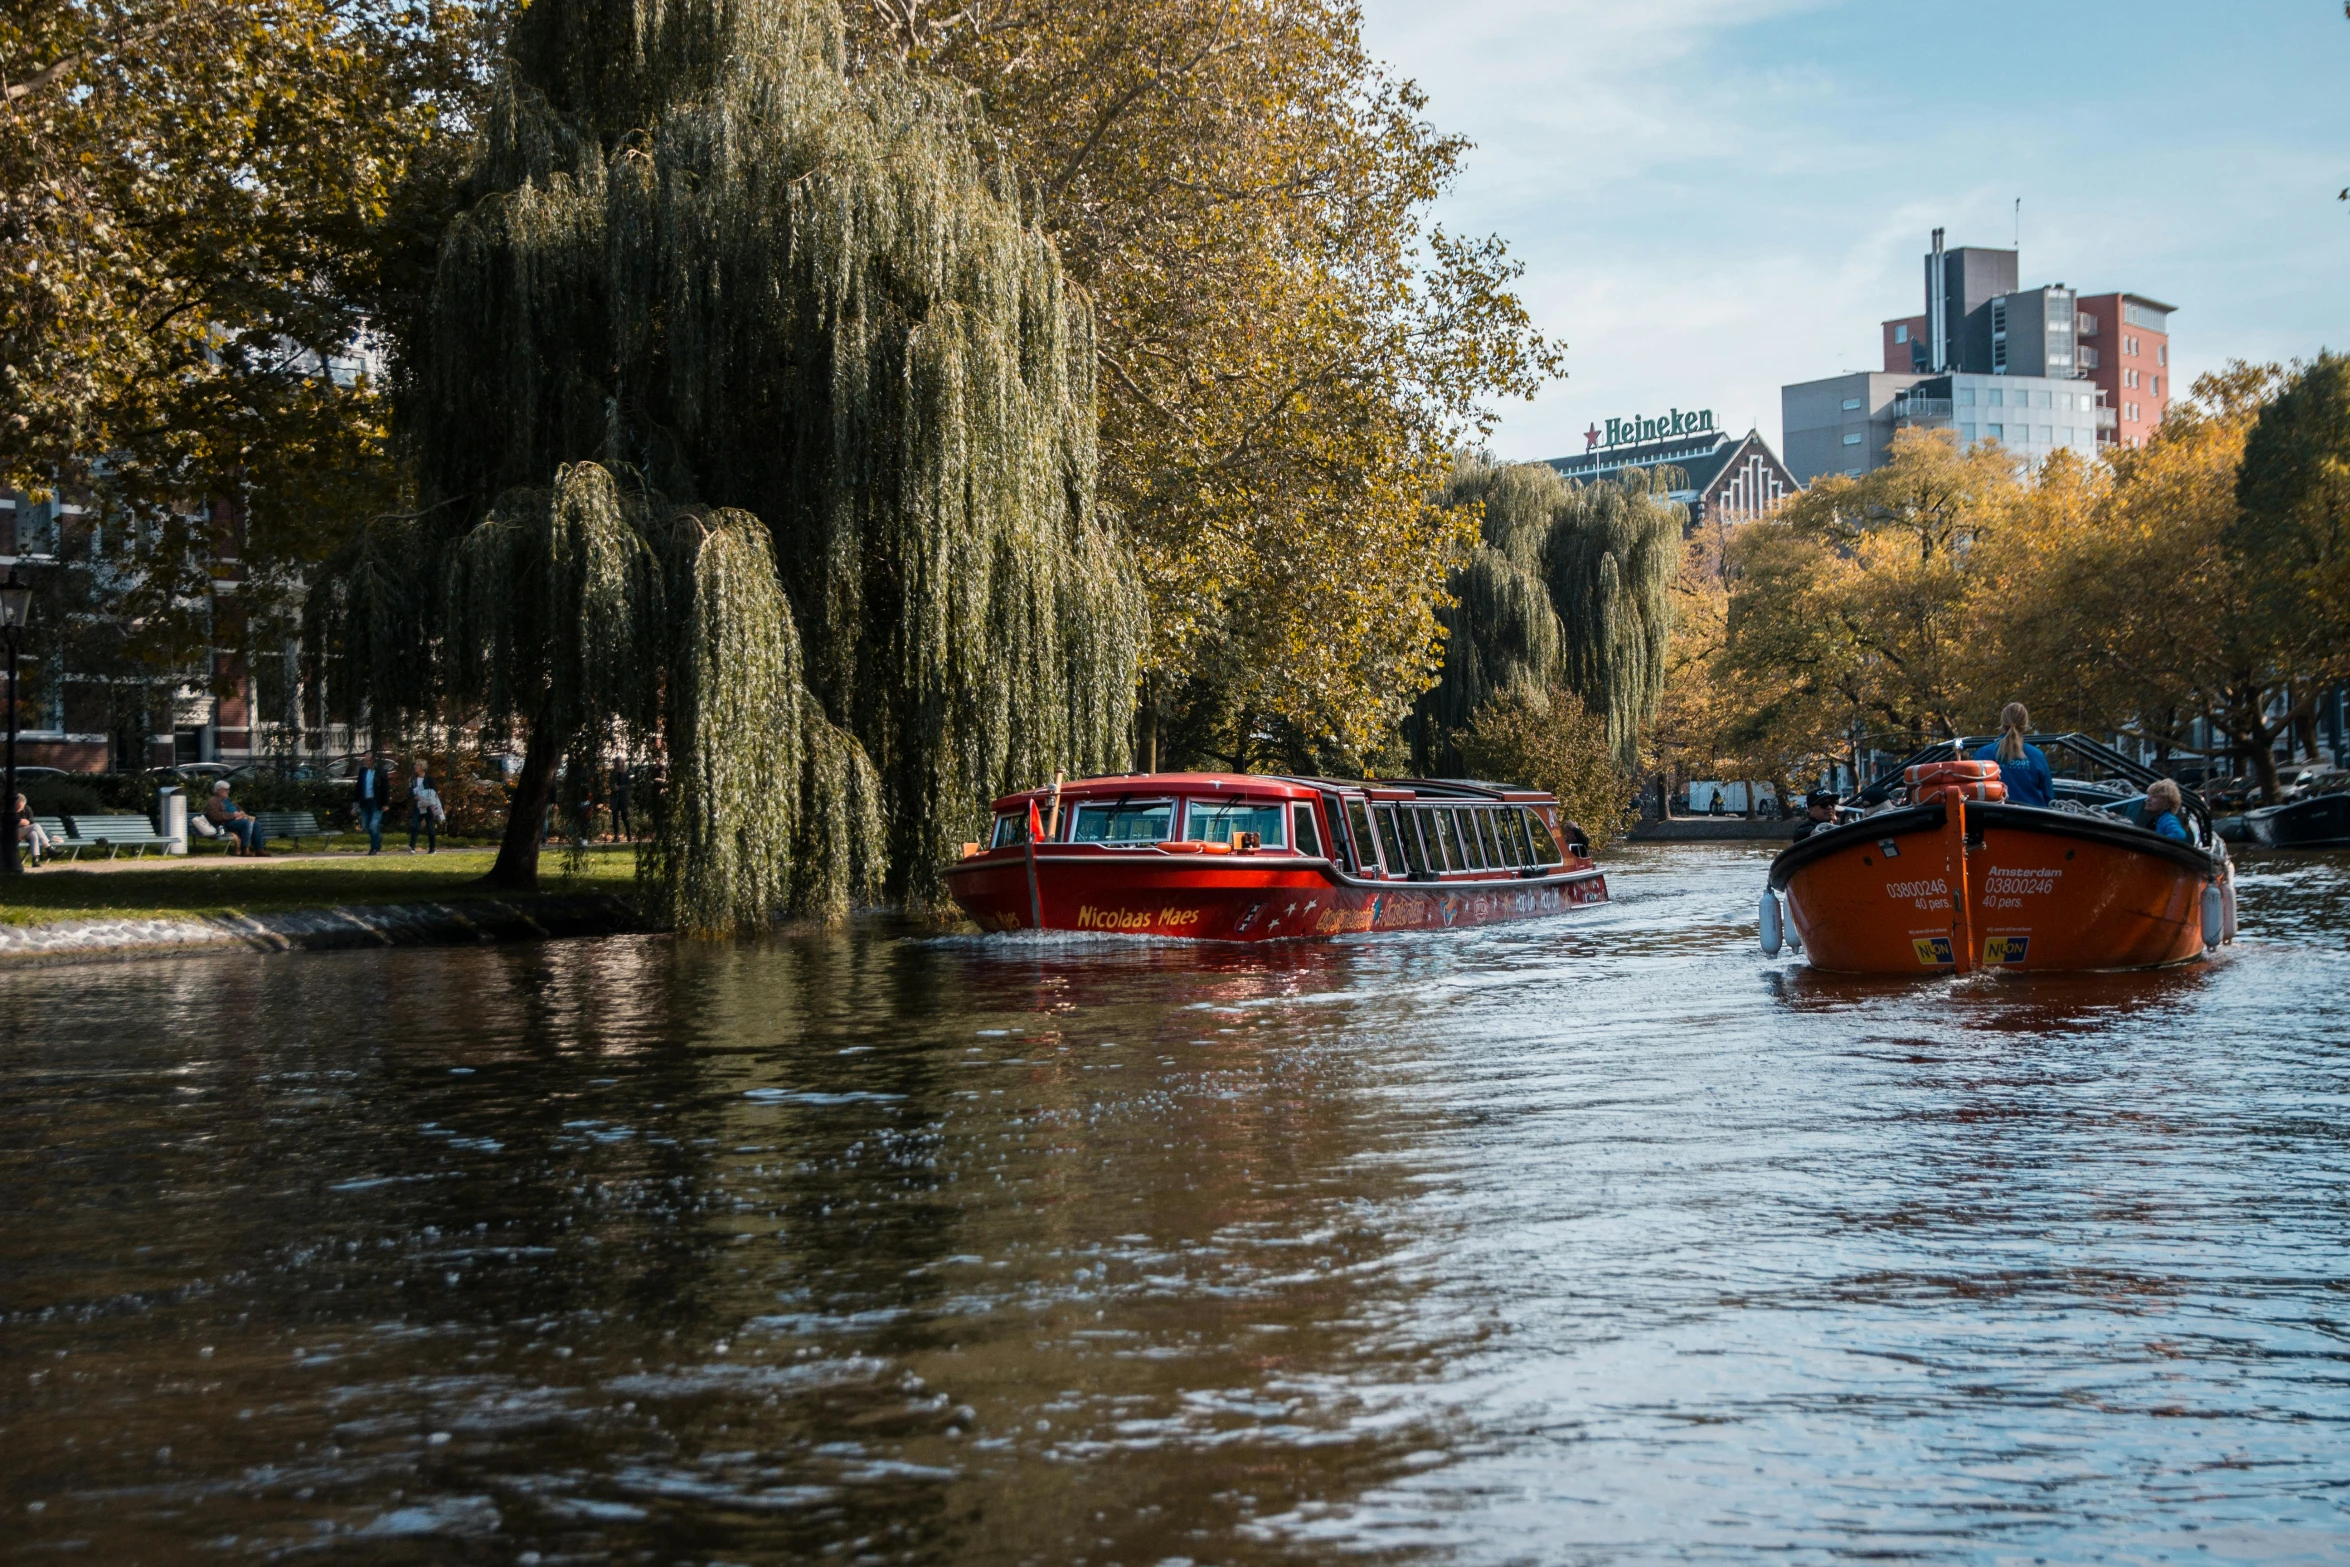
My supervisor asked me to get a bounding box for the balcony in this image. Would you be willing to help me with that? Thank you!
[1892,397,1954,427]
[2079,346,2100,369]
[2095,406,2118,429]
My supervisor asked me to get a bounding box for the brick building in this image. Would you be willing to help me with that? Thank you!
[2070,292,2173,447]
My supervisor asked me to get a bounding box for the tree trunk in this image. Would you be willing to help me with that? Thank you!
[485,718,563,892]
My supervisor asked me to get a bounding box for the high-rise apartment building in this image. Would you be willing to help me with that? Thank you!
[2071,291,2173,447]
[1792,228,2176,480]
[1881,232,2086,382]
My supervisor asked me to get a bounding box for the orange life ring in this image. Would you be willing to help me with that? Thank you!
[1906,759,2002,786]
[1916,778,2007,804]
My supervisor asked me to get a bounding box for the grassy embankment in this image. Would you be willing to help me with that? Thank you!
[0,844,638,928]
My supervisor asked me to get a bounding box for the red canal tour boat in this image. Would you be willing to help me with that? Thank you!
[945,773,1609,941]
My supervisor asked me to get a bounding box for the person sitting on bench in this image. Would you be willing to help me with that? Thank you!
[205,781,267,856]
[13,792,49,866]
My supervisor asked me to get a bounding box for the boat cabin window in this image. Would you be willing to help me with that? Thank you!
[1346,800,1383,874]
[1501,810,1533,864]
[1069,799,1174,845]
[1459,809,1490,870]
[990,811,1031,848]
[1375,804,1421,876]
[1522,810,1563,865]
[1290,802,1322,857]
[1184,799,1286,848]
[1473,809,1506,866]
[1431,809,1467,872]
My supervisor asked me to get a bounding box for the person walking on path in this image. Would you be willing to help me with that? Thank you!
[609,761,632,842]
[407,757,444,854]
[1974,703,2054,808]
[354,751,390,854]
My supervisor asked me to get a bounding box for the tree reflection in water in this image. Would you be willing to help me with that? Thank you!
[3,845,2347,1562]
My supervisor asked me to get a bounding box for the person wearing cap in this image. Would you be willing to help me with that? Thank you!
[1791,789,1841,842]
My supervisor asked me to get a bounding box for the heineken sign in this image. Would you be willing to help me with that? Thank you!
[1584,407,1716,451]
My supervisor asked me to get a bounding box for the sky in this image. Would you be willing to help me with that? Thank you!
[1358,0,2350,462]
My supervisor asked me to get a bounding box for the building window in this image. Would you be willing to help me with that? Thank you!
[2039,426,2053,443]
[1957,386,1975,406]
[2152,376,2161,397]
[2035,390,2051,408]
[1841,397,1862,411]
[2124,335,2138,356]
[1988,424,2003,440]
[1988,388,2003,407]
[2158,345,2167,367]
[1961,423,1977,441]
[1842,432,1862,446]
[1893,324,1908,344]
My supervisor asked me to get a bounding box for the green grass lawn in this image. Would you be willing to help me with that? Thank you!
[0,845,640,927]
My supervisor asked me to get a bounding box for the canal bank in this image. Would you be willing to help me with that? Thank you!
[0,891,646,966]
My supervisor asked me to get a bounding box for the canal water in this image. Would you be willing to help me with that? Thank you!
[4,844,2347,1565]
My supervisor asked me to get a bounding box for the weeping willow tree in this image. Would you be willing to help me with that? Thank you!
[1411,456,1680,774]
[318,0,1140,924]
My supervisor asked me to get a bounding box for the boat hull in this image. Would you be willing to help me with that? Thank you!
[1771,801,2221,975]
[2247,792,2350,849]
[946,845,1607,941]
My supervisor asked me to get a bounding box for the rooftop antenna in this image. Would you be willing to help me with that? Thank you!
[2014,198,2021,251]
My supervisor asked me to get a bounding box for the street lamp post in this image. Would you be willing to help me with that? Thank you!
[1,566,33,876]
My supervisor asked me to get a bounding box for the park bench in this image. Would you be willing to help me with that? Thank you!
[252,810,330,849]
[64,813,174,858]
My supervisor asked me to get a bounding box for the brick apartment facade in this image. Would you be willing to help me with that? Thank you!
[2071,292,2173,447]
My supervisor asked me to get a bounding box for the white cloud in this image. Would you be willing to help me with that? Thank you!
[1364,0,2350,462]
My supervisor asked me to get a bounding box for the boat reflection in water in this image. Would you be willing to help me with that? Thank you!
[946,772,1608,940]
[1763,733,2235,975]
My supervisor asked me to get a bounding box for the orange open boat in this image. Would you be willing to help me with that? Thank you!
[1763,734,2235,975]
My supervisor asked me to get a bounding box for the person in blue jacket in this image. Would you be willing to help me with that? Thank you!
[2143,778,2191,842]
[1975,702,2054,806]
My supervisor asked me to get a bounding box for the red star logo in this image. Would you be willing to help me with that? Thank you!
[1584,423,1602,451]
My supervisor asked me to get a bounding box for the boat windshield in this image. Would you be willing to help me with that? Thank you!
[990,811,1031,848]
[1069,800,1173,845]
[1184,799,1287,847]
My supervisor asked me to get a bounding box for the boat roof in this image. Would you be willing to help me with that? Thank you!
[986,772,1559,812]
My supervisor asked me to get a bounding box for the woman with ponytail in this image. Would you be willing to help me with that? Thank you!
[1974,702,2054,806]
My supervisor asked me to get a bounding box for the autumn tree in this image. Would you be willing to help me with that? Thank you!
[1997,364,2347,800]
[1717,428,2025,763]
[0,0,494,739]
[2233,351,2350,662]
[846,1,1562,767]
